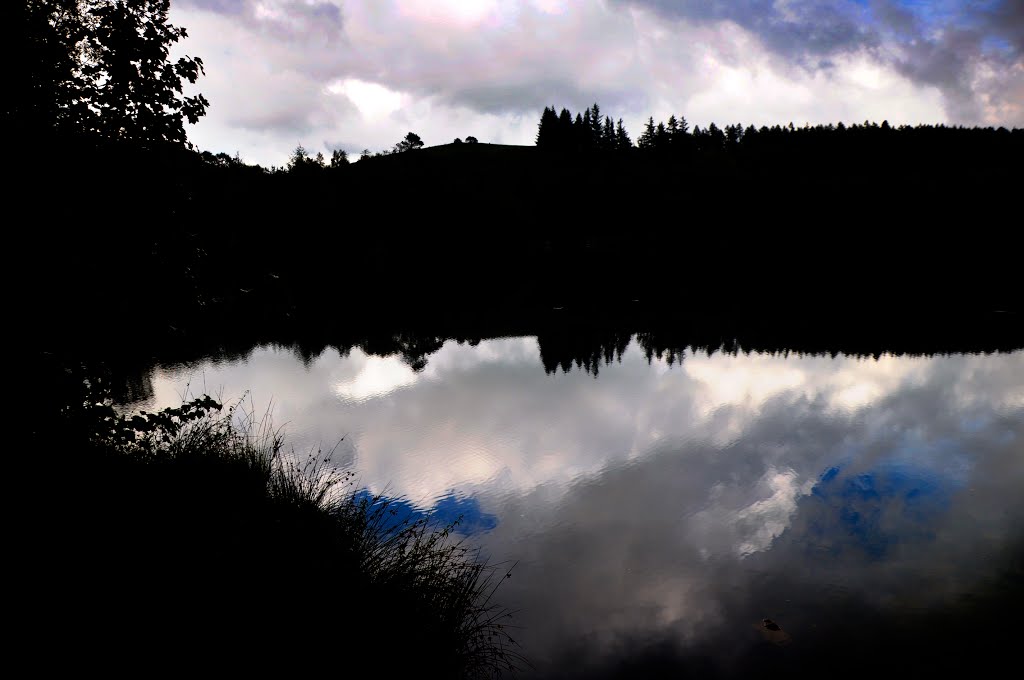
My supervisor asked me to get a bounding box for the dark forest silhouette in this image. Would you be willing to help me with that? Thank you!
[16,1,1022,380]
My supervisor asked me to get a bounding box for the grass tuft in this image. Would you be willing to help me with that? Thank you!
[52,389,525,677]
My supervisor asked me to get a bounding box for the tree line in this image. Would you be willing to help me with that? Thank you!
[18,0,1022,368]
[535,102,1022,161]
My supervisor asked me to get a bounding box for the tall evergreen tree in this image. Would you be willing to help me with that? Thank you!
[725,123,742,147]
[637,117,656,149]
[655,122,667,149]
[666,115,679,138]
[615,118,632,150]
[602,116,615,151]
[536,106,558,147]
[575,112,588,151]
[557,108,574,149]
[589,103,603,147]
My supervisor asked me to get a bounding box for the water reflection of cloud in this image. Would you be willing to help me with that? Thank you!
[147,340,1023,674]
[477,352,1022,676]
[149,340,1022,507]
[333,352,420,401]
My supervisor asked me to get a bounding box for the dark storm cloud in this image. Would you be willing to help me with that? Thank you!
[878,0,1024,123]
[447,79,645,116]
[620,0,1024,124]
[614,0,876,59]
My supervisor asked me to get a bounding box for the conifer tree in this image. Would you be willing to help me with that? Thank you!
[637,117,656,149]
[602,116,615,150]
[615,118,632,150]
[575,112,588,150]
[667,115,679,138]
[536,106,559,147]
[589,103,603,147]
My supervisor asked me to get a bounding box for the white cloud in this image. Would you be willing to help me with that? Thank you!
[332,352,420,401]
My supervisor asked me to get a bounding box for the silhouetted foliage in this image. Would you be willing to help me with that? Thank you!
[330,148,349,168]
[14,0,208,148]
[41,381,525,677]
[394,131,424,153]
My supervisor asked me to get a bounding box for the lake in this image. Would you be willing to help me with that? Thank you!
[138,336,1022,677]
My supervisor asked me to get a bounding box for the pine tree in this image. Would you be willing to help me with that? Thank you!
[637,117,656,149]
[575,112,588,151]
[667,115,679,138]
[615,118,632,150]
[602,116,615,151]
[536,106,558,147]
[557,108,574,149]
[589,103,603,148]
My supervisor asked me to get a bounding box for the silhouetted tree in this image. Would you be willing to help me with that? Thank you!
[637,117,656,149]
[15,1,90,135]
[330,149,349,168]
[289,145,323,173]
[588,103,603,147]
[602,116,616,150]
[666,115,679,139]
[17,0,208,148]
[536,106,559,148]
[557,108,574,149]
[579,109,593,151]
[465,136,478,144]
[394,132,424,152]
[655,122,668,149]
[615,118,632,150]
[706,122,725,152]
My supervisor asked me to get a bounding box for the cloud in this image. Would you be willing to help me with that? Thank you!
[621,0,1024,126]
[614,0,877,59]
[167,0,1024,165]
[176,0,344,42]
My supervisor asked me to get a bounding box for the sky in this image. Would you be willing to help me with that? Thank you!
[168,1,1024,167]
[146,338,1024,674]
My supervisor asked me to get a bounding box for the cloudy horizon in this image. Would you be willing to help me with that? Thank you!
[168,1,1023,167]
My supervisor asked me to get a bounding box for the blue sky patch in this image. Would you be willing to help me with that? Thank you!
[353,489,498,536]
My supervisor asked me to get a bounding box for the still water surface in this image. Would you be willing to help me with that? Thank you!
[142,338,1022,676]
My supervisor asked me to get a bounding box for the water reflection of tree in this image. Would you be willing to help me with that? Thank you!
[538,330,633,376]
